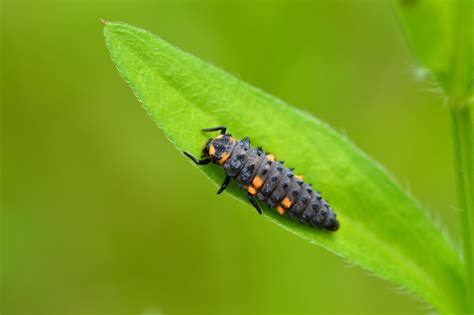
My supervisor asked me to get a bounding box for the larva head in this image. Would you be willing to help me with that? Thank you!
[202,134,236,165]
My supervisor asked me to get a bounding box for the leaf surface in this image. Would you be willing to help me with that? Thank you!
[104,22,466,313]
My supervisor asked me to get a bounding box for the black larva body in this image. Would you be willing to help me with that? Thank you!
[183,126,339,231]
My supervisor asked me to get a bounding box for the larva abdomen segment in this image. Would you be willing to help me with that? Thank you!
[287,183,312,219]
[222,139,339,231]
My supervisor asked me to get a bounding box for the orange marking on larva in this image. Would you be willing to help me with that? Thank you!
[215,134,224,139]
[209,144,216,156]
[266,154,275,161]
[218,152,230,165]
[247,185,257,195]
[276,205,285,215]
[281,197,292,209]
[252,176,264,189]
[295,175,304,180]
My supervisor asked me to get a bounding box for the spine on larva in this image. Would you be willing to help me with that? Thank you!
[223,138,339,231]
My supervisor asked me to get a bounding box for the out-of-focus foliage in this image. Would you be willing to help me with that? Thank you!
[1,1,461,314]
[396,1,474,313]
[104,21,465,314]
[395,0,473,103]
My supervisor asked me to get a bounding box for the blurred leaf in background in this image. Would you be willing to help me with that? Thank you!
[1,0,461,314]
[395,0,473,103]
[396,0,474,313]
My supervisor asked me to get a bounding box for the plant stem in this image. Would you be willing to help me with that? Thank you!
[450,103,474,313]
[449,0,473,311]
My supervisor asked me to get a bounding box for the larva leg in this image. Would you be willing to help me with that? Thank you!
[247,193,262,215]
[183,151,211,165]
[217,176,231,194]
[201,126,227,134]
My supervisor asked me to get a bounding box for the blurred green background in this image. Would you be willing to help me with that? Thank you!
[2,0,459,314]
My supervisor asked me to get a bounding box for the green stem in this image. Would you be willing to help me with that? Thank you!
[449,0,473,312]
[450,104,474,313]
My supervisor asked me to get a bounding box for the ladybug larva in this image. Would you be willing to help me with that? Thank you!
[183,126,339,231]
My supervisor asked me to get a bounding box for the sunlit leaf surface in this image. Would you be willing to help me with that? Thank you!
[104,21,466,313]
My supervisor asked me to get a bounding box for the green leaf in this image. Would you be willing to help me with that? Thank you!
[395,1,473,312]
[394,0,473,104]
[103,21,466,313]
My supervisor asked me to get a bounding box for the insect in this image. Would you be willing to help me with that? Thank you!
[183,126,339,231]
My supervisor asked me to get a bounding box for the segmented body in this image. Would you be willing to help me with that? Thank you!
[183,127,339,231]
[221,137,339,231]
